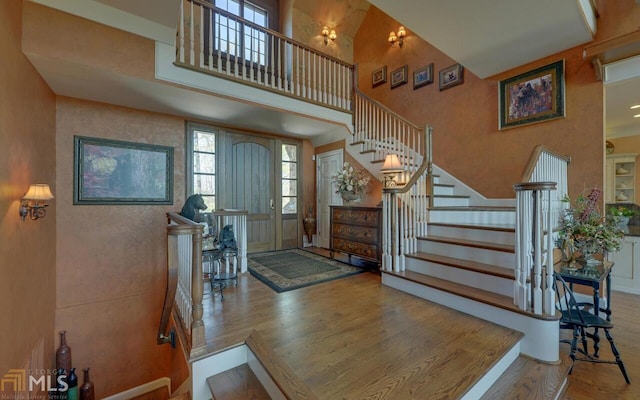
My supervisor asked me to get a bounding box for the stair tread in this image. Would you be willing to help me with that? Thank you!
[425,194,471,199]
[422,235,515,253]
[408,252,515,279]
[431,205,516,211]
[429,222,516,232]
[207,364,271,400]
[479,355,570,400]
[384,270,559,321]
[433,183,455,188]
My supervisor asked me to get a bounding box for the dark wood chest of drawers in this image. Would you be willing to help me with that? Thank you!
[330,206,382,266]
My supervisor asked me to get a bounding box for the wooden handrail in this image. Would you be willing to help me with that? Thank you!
[520,144,571,183]
[188,0,354,69]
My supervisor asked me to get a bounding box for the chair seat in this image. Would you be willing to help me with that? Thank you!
[561,309,614,329]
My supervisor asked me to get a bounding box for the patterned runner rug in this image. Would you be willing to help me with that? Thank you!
[248,249,363,293]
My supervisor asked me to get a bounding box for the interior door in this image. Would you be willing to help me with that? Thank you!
[316,149,343,249]
[226,133,276,253]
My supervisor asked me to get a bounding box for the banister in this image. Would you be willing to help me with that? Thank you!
[521,144,572,183]
[353,88,423,131]
[187,0,355,69]
[385,126,432,195]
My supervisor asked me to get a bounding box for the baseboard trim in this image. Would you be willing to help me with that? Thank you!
[102,377,171,400]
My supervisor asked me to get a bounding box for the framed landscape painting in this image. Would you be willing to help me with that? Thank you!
[499,60,565,130]
[413,63,434,90]
[74,136,174,205]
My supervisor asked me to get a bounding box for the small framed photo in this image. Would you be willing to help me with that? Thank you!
[74,136,174,205]
[498,59,565,130]
[390,65,408,89]
[372,66,387,88]
[439,63,464,91]
[413,64,434,90]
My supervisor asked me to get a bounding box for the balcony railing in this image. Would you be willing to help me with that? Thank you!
[176,0,354,112]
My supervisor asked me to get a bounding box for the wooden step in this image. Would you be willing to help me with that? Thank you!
[421,234,515,253]
[429,222,515,232]
[431,205,516,212]
[384,270,559,321]
[406,251,515,280]
[480,356,570,400]
[207,364,270,400]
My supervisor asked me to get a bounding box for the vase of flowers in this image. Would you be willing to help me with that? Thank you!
[557,188,624,267]
[333,162,369,204]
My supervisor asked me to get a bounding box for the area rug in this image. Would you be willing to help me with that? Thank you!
[248,249,363,293]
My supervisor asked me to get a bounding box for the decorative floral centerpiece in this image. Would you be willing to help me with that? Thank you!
[557,188,624,266]
[333,162,369,202]
[609,205,636,226]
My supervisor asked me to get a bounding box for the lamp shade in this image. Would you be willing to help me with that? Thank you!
[23,184,54,200]
[381,154,403,173]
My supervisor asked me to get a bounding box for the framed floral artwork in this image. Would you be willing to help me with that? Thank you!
[390,65,408,89]
[439,63,464,91]
[372,66,387,88]
[413,64,434,90]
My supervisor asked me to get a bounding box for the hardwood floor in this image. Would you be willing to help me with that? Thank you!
[200,251,639,399]
[561,290,639,399]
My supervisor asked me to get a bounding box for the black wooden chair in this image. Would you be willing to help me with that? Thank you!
[554,273,630,383]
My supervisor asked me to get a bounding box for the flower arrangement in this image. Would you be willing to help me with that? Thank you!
[333,162,369,197]
[557,188,624,265]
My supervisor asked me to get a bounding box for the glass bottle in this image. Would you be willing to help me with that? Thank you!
[79,368,95,400]
[55,331,72,374]
[67,368,78,400]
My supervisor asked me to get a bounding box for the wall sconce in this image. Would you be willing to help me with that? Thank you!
[388,26,406,48]
[322,26,336,45]
[19,184,54,221]
[381,154,404,188]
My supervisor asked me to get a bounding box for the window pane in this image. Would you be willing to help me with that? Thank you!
[282,179,297,196]
[194,174,215,195]
[282,144,296,161]
[282,161,297,179]
[194,153,215,174]
[202,195,216,211]
[194,131,215,152]
[282,197,297,214]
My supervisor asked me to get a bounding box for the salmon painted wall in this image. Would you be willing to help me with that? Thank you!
[354,6,609,199]
[55,98,183,398]
[0,0,57,388]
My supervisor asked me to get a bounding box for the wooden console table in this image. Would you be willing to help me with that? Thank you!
[330,205,382,267]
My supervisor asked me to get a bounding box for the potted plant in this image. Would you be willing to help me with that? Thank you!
[333,162,369,203]
[608,205,636,226]
[557,188,624,266]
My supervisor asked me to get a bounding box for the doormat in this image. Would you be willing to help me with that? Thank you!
[248,249,363,293]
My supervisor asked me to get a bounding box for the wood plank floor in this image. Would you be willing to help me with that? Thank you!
[201,250,640,399]
[201,267,521,399]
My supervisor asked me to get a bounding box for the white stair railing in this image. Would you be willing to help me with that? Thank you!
[514,146,571,315]
[353,89,424,179]
[177,0,354,112]
[382,127,432,272]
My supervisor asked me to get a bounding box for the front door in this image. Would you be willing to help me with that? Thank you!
[224,133,276,253]
[316,149,343,249]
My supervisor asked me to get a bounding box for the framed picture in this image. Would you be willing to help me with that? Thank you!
[390,65,408,89]
[439,64,464,91]
[74,136,174,205]
[372,66,387,88]
[413,64,434,90]
[499,60,565,130]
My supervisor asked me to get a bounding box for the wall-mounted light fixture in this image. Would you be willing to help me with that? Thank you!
[388,26,406,48]
[381,154,404,188]
[322,26,336,45]
[19,184,54,221]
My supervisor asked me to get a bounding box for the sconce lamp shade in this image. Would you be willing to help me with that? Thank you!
[322,26,336,45]
[23,184,54,200]
[397,26,406,39]
[381,154,403,173]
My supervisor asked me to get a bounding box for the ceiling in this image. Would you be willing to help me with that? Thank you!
[28,0,640,140]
